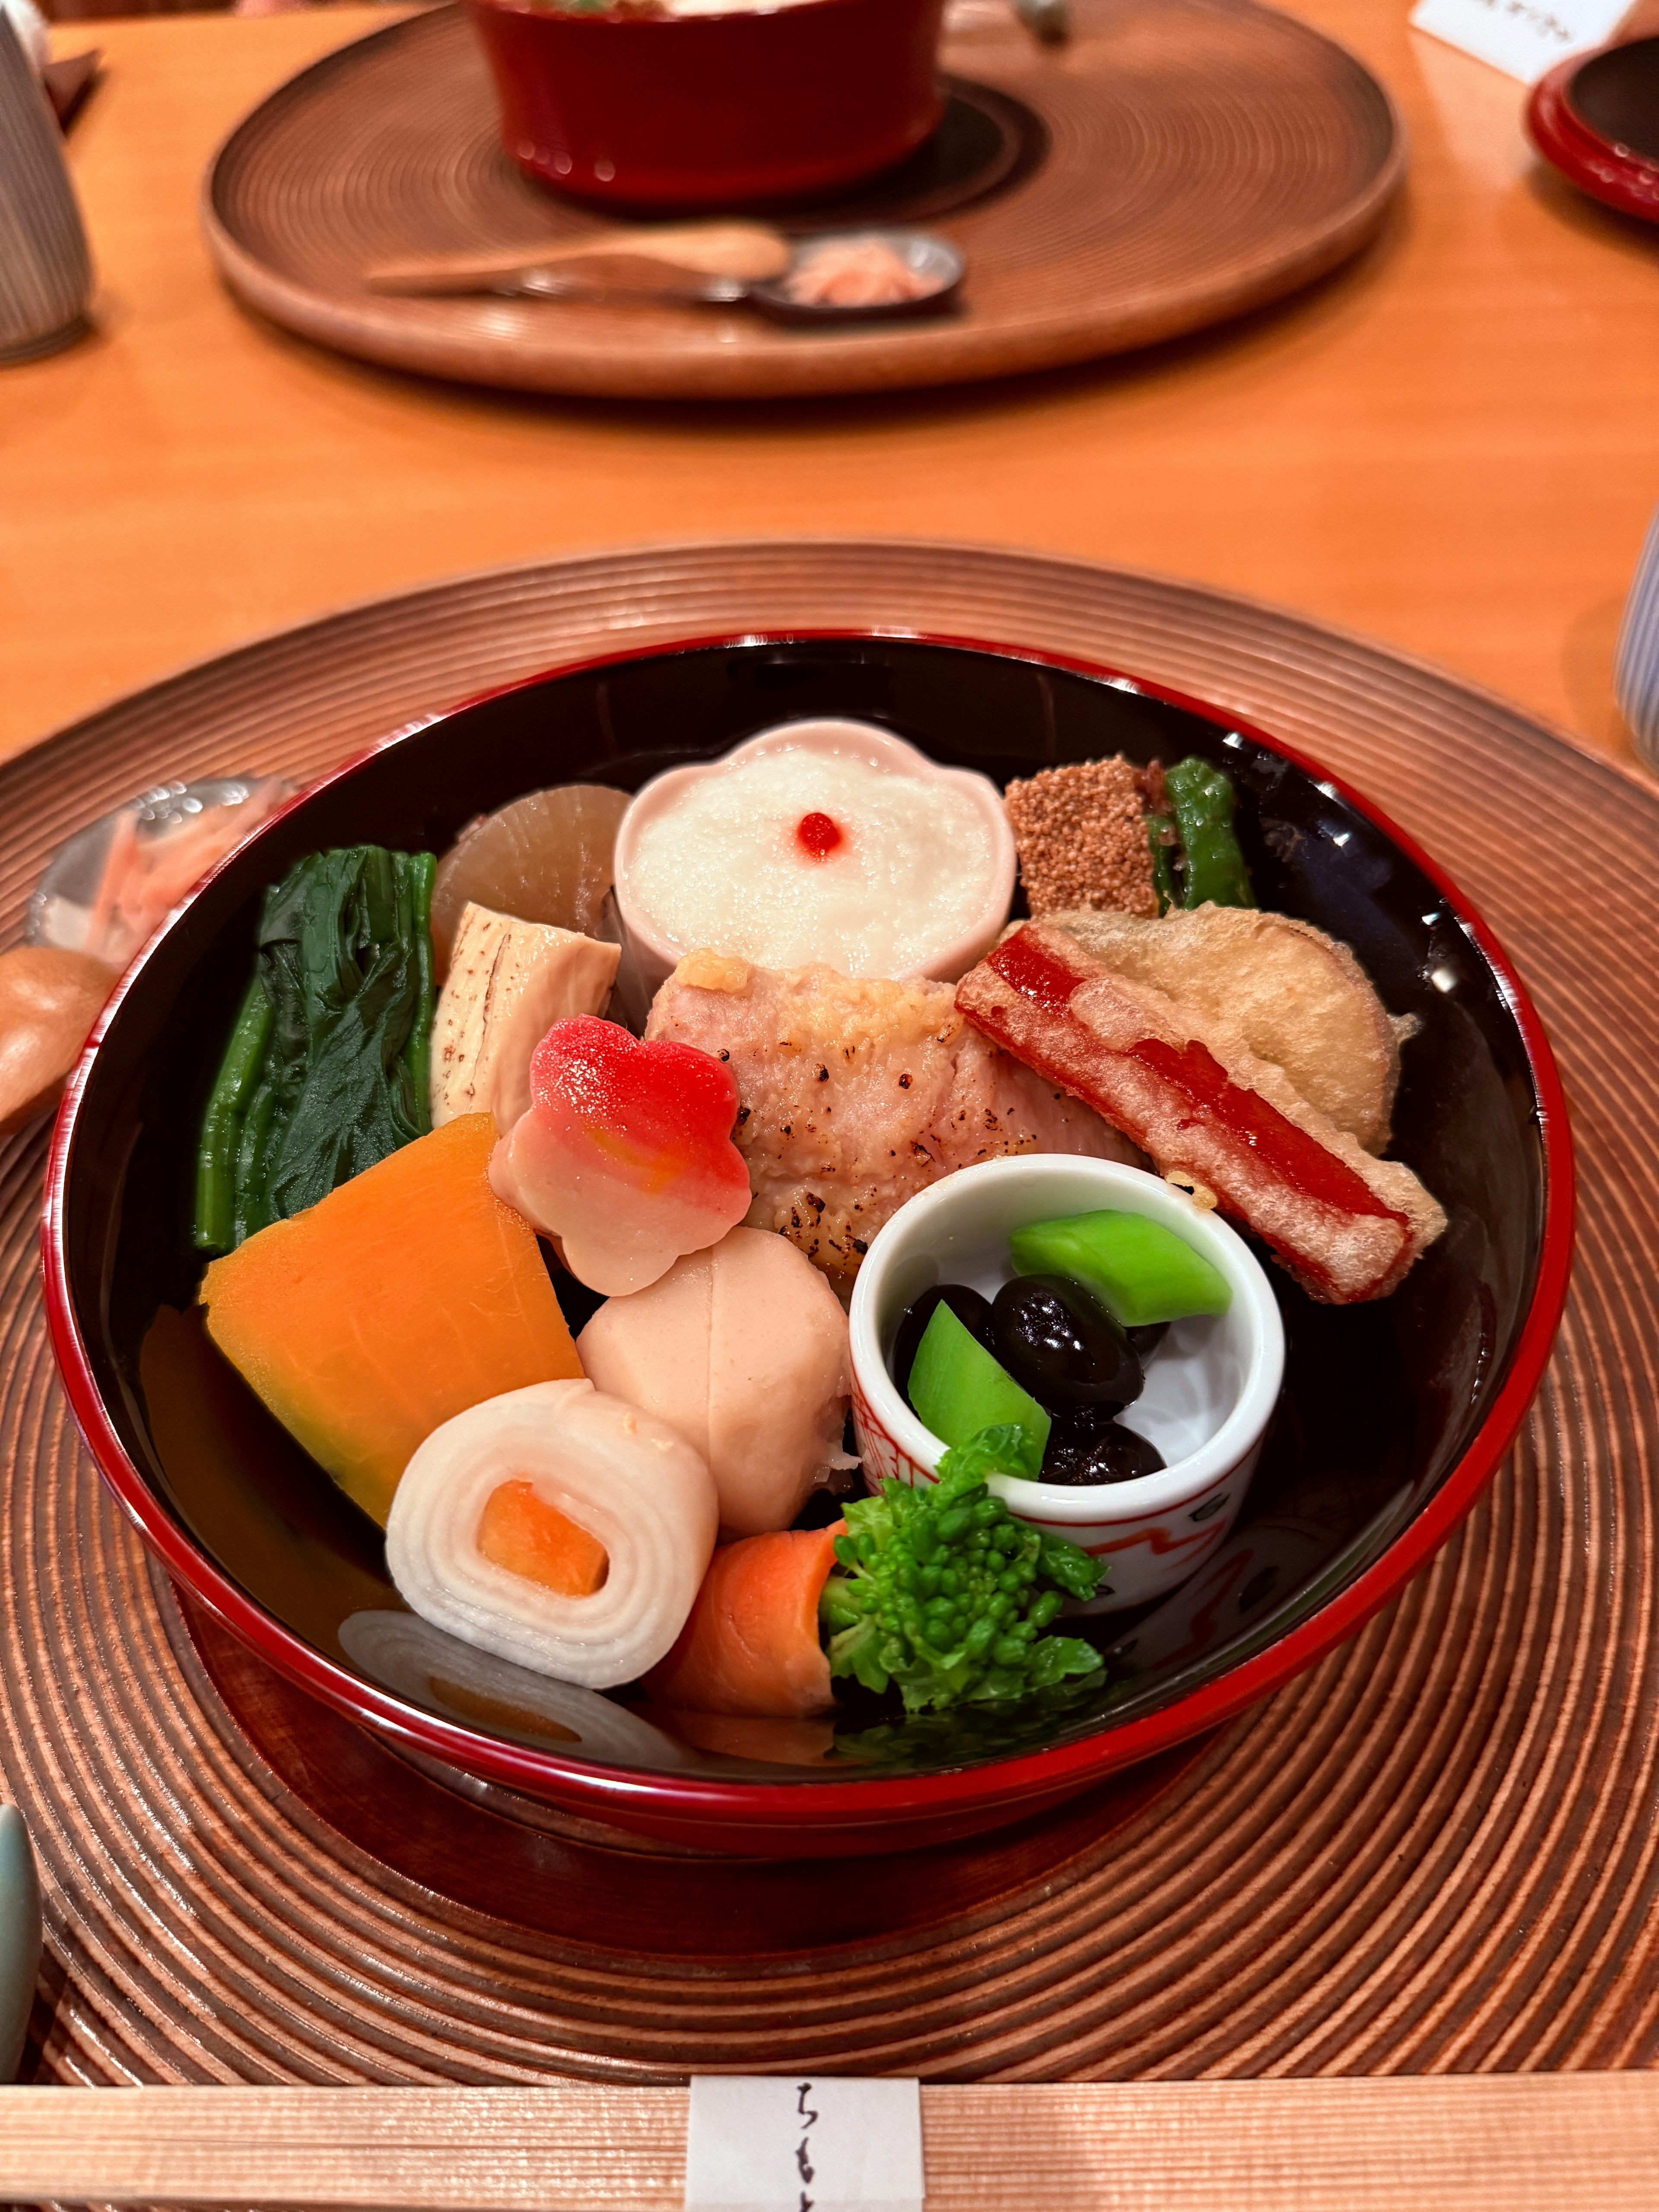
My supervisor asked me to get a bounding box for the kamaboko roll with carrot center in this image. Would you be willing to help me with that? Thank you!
[385,1379,718,1690]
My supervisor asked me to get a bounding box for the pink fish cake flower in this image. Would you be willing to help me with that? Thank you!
[491,1016,753,1296]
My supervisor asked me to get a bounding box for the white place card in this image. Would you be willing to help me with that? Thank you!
[685,2075,924,2212]
[1410,0,1632,84]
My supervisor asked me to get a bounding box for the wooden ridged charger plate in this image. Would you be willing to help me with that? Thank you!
[3,540,1651,2083]
[201,0,1403,400]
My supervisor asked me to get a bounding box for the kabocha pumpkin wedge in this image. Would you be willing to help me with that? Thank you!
[198,1112,582,1526]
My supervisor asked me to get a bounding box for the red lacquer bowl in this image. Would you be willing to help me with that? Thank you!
[43,633,1574,1858]
[466,0,947,209]
[1527,35,1659,225]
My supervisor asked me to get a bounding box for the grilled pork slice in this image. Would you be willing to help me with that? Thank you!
[645,950,1141,1290]
[956,923,1444,1304]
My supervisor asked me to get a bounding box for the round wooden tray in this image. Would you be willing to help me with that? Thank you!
[201,0,1404,400]
[4,540,1654,2082]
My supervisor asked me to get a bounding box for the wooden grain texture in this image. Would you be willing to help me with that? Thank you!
[7,5,1656,766]
[178,1595,1218,1951]
[199,0,1402,401]
[0,540,1656,2094]
[9,2078,1659,2209]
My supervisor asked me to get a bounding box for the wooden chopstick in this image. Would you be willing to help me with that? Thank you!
[3,2078,1659,2210]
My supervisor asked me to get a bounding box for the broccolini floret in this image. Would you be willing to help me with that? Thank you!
[818,1425,1105,1713]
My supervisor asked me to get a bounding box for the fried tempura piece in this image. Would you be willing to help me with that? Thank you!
[957,923,1444,1305]
[1047,904,1409,1154]
[646,950,1141,1290]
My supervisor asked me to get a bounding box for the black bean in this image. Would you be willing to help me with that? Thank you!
[1040,1417,1166,1487]
[991,1275,1143,1414]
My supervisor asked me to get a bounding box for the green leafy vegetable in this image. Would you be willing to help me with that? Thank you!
[193,846,436,1253]
[933,1421,1045,1484]
[194,976,273,1256]
[818,1425,1105,1715]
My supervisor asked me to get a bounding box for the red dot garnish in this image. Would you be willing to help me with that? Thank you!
[795,810,843,861]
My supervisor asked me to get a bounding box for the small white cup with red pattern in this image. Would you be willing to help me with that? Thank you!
[847,1155,1285,1611]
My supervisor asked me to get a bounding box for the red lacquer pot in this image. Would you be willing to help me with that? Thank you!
[466,0,948,210]
[1526,35,1659,226]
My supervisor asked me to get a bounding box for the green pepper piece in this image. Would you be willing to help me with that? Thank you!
[1144,808,1179,914]
[1165,756,1255,909]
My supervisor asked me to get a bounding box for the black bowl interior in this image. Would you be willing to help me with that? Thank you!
[62,638,1548,1783]
[1570,36,1659,163]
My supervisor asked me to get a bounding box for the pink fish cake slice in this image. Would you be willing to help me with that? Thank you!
[491,1015,752,1296]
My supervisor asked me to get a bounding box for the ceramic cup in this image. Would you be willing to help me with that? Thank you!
[0,11,92,365]
[0,1802,41,2084]
[1615,504,1659,772]
[848,1155,1286,1612]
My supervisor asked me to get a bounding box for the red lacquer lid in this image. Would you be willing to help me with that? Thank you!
[1528,36,1659,225]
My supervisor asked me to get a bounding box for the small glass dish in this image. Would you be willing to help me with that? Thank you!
[751,229,965,323]
[27,776,292,974]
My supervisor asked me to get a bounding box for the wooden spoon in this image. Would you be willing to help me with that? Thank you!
[365,222,792,297]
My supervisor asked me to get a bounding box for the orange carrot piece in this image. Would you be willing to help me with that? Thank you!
[644,1522,843,1719]
[476,1478,609,1598]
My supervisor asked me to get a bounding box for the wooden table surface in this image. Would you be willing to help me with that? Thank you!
[0,18,1655,2180]
[10,2079,1659,2209]
[4,0,1655,772]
